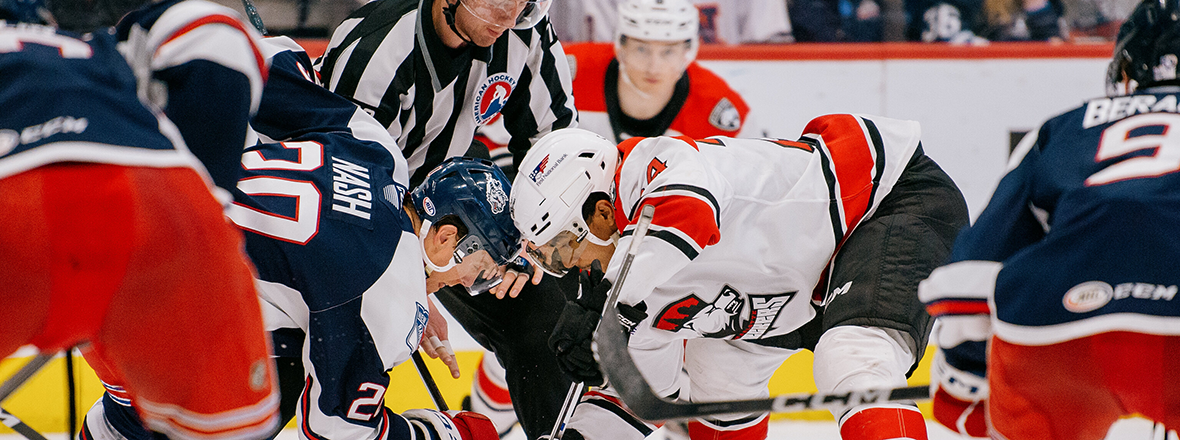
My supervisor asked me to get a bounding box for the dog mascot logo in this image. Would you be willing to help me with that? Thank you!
[653,286,795,340]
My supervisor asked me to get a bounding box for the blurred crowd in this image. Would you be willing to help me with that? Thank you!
[281,0,1138,44]
[546,0,1138,43]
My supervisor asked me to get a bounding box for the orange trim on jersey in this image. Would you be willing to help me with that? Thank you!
[766,139,814,152]
[565,42,751,139]
[159,14,268,82]
[564,42,612,112]
[802,114,877,232]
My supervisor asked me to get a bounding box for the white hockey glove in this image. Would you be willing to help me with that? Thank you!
[401,409,498,440]
[918,261,999,438]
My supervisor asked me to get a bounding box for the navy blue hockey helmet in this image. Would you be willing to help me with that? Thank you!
[411,157,522,268]
[1107,0,1180,95]
[0,0,51,24]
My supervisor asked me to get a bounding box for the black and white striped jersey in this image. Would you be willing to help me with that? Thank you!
[314,0,577,187]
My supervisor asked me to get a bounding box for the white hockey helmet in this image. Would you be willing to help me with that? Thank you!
[511,128,619,276]
[615,0,700,63]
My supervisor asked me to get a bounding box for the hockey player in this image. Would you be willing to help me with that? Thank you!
[317,1,585,437]
[75,37,510,440]
[918,0,1180,436]
[511,124,969,440]
[0,4,278,439]
[466,0,754,432]
[568,0,753,142]
[107,0,267,197]
[479,0,755,171]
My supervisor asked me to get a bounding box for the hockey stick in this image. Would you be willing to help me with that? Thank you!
[0,407,48,440]
[0,353,51,403]
[596,290,931,421]
[240,0,267,35]
[412,351,449,411]
[547,204,657,440]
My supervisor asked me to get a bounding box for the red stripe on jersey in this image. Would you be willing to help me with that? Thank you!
[159,14,268,82]
[644,194,720,248]
[802,114,876,232]
[766,139,813,152]
[926,299,991,317]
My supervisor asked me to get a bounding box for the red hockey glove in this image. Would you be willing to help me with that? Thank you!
[929,350,989,438]
[402,409,498,440]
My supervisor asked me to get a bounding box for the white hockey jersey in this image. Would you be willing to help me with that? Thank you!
[605,114,921,346]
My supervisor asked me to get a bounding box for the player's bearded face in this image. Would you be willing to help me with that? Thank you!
[456,0,527,46]
[616,38,690,93]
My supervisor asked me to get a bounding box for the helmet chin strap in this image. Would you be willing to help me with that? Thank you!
[419,219,459,273]
[442,0,476,46]
[583,230,618,247]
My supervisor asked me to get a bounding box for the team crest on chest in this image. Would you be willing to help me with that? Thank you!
[708,97,741,131]
[474,73,517,126]
[653,286,796,340]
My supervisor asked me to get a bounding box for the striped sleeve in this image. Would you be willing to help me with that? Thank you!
[314,1,417,139]
[607,136,725,306]
[615,136,722,260]
[501,17,577,168]
[800,114,885,241]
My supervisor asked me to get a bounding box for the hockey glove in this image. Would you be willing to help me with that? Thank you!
[549,267,613,384]
[402,409,498,440]
[929,348,989,437]
[549,268,611,386]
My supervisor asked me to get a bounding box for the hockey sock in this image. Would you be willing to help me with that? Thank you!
[839,406,928,440]
[469,352,517,436]
[687,416,769,440]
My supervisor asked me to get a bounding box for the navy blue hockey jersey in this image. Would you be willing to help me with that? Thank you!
[0,24,200,179]
[226,38,426,440]
[922,88,1180,352]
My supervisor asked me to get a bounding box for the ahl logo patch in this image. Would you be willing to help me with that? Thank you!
[708,97,741,131]
[486,178,508,214]
[474,73,517,126]
[653,286,795,340]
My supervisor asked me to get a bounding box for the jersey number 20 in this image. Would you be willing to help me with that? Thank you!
[228,141,324,244]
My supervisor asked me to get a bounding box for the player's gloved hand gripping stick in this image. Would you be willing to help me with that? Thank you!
[545,204,656,440]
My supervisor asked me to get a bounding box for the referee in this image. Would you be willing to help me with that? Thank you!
[315,1,579,439]
[315,0,576,187]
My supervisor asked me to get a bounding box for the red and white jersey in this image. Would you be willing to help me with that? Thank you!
[606,114,921,346]
[565,42,752,142]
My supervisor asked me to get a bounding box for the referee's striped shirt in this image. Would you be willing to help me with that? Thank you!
[315,0,577,187]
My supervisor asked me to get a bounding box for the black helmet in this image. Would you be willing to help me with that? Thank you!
[1107,0,1180,95]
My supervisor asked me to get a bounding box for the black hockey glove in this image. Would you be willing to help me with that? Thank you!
[549,267,612,386]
